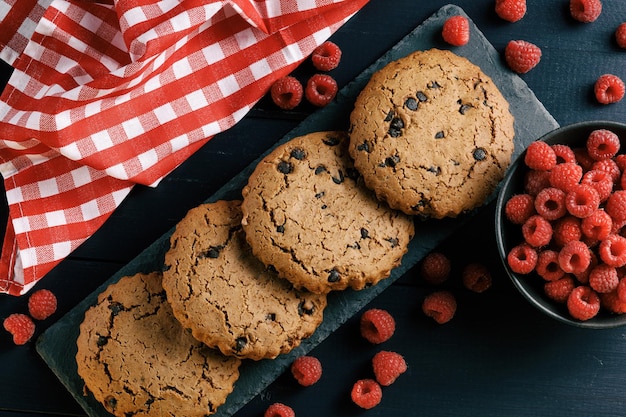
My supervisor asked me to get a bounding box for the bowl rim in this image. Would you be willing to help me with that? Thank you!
[495,120,626,329]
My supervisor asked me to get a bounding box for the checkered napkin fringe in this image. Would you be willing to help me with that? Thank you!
[0,0,368,295]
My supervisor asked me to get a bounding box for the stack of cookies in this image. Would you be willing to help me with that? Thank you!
[75,48,514,417]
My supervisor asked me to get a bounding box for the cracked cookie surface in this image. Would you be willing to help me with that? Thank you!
[348,48,515,218]
[240,131,415,294]
[75,271,240,417]
[162,200,327,360]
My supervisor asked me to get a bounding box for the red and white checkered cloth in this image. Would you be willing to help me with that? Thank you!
[0,0,368,295]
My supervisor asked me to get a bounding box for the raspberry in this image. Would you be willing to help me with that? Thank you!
[536,250,565,281]
[565,184,600,218]
[360,308,395,344]
[552,144,577,164]
[574,251,598,284]
[574,147,596,171]
[598,234,626,267]
[270,76,303,110]
[311,41,342,72]
[505,194,535,224]
[567,286,600,321]
[507,243,538,274]
[558,240,592,274]
[606,190,626,222]
[589,264,619,293]
[587,129,621,160]
[616,23,626,49]
[581,169,613,202]
[351,379,382,409]
[534,187,566,221]
[495,0,526,22]
[522,215,553,247]
[600,290,626,313]
[291,355,322,386]
[524,170,551,196]
[570,0,602,23]
[419,252,451,285]
[618,277,626,302]
[592,158,621,182]
[615,154,626,172]
[549,163,583,192]
[596,75,622,105]
[264,403,295,417]
[504,40,541,74]
[28,289,58,320]
[305,74,337,107]
[3,313,35,345]
[553,216,583,247]
[371,350,407,386]
[544,275,576,303]
[525,141,556,171]
[581,209,612,240]
[422,291,457,324]
[442,15,470,46]
[461,263,492,292]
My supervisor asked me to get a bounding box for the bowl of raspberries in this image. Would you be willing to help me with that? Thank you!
[495,121,626,328]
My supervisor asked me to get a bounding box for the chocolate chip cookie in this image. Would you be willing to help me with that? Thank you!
[162,200,327,361]
[76,271,240,417]
[240,131,415,294]
[348,48,515,218]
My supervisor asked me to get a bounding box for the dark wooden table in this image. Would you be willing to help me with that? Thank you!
[2,1,626,416]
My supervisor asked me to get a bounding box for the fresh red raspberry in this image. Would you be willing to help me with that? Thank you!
[606,190,626,222]
[28,289,58,320]
[570,0,602,23]
[372,350,407,386]
[264,403,295,417]
[524,141,556,171]
[504,40,542,74]
[553,216,583,247]
[270,76,303,110]
[612,217,626,235]
[573,251,598,284]
[549,163,583,192]
[351,379,382,409]
[565,184,600,218]
[620,171,626,191]
[291,355,322,386]
[544,275,576,303]
[581,169,613,202]
[534,187,566,221]
[442,15,470,46]
[552,144,577,164]
[600,290,626,313]
[598,234,626,267]
[616,23,626,49]
[558,240,592,274]
[581,209,612,240]
[522,215,553,247]
[589,264,619,293]
[574,147,596,171]
[422,291,457,324]
[567,286,601,321]
[507,243,538,274]
[615,154,626,172]
[461,263,492,293]
[495,0,526,22]
[592,158,621,182]
[3,313,35,345]
[419,252,451,285]
[587,129,621,160]
[594,74,625,104]
[505,194,535,225]
[618,277,626,302]
[360,308,395,344]
[311,41,342,72]
[305,74,337,107]
[524,170,551,196]
[536,250,565,281]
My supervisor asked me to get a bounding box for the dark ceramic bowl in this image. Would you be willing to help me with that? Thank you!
[495,121,626,329]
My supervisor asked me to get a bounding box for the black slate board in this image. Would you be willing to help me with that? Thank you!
[36,5,559,417]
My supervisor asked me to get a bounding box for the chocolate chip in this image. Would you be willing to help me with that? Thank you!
[276,225,285,233]
[384,155,400,167]
[322,135,340,146]
[357,141,370,152]
[298,300,315,316]
[458,100,473,115]
[315,165,327,175]
[315,191,325,199]
[278,161,293,174]
[404,97,418,111]
[435,131,445,139]
[203,246,222,258]
[388,117,404,137]
[321,204,328,209]
[473,147,487,161]
[234,337,247,352]
[266,313,276,321]
[332,170,345,184]
[360,228,369,239]
[96,336,108,347]
[108,301,124,316]
[427,166,441,175]
[348,242,361,249]
[104,396,117,411]
[427,81,441,89]
[384,110,394,122]
[290,148,306,160]
[417,91,428,102]
[327,268,341,282]
[386,237,399,248]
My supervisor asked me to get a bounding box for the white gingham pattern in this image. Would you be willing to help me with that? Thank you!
[0,0,368,295]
